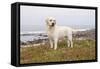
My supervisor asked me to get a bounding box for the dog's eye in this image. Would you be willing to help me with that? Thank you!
[50,19,52,22]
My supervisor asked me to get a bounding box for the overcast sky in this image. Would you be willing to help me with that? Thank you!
[20,5,95,32]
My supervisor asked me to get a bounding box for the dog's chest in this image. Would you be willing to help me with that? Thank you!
[47,31,55,38]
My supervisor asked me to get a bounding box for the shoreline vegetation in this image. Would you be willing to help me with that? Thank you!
[20,29,96,64]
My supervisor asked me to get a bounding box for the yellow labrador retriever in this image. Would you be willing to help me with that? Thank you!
[46,17,86,50]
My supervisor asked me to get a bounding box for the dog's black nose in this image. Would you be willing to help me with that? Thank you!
[52,23,54,26]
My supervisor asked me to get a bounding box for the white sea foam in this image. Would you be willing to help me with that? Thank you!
[20,31,46,35]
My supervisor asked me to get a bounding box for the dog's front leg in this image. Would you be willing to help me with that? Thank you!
[70,40,73,48]
[49,39,53,48]
[67,40,70,47]
[54,37,58,50]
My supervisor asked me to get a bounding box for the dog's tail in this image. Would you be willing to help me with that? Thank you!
[72,28,87,33]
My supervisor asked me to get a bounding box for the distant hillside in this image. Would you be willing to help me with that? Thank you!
[73,29,95,40]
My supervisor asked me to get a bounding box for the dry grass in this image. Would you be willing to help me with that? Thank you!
[20,40,96,64]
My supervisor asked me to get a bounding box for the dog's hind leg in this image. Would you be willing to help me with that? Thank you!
[70,39,73,48]
[69,36,73,48]
[68,33,73,48]
[67,40,70,47]
[54,38,58,50]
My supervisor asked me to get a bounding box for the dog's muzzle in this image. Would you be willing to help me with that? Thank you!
[51,23,55,26]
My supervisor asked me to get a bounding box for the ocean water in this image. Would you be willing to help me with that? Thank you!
[20,25,46,42]
[20,31,47,42]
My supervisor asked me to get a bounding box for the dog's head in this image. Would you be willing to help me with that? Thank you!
[46,17,56,27]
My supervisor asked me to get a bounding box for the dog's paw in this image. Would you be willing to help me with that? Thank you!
[50,46,53,48]
[54,48,57,50]
[71,46,73,48]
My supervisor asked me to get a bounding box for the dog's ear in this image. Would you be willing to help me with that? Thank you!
[45,18,49,25]
[45,18,48,23]
[54,20,56,25]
